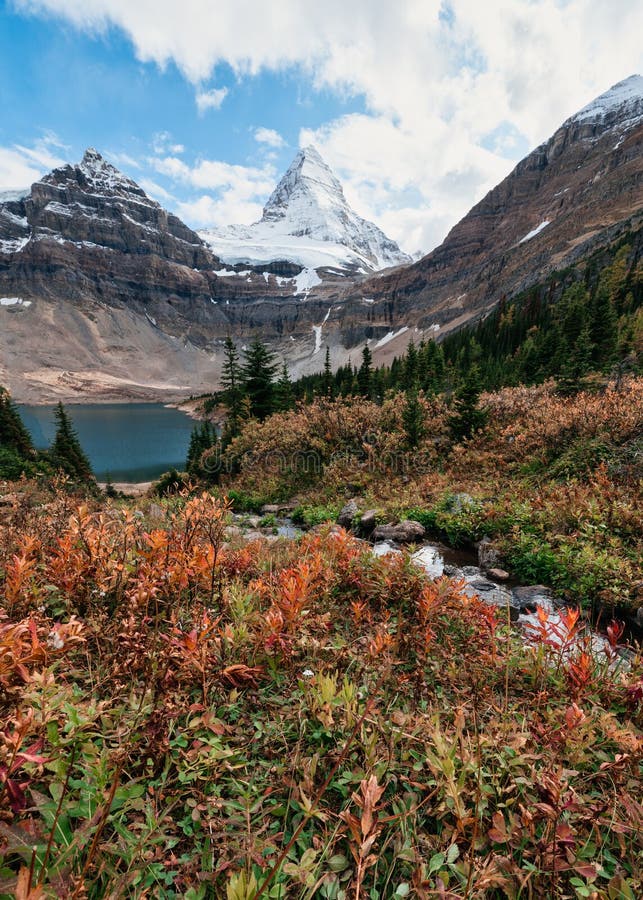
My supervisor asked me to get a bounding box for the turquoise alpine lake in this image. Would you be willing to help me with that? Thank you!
[18,403,196,482]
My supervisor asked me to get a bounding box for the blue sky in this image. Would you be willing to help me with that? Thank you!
[1,0,641,253]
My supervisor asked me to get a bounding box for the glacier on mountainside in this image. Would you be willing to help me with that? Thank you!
[200,146,411,273]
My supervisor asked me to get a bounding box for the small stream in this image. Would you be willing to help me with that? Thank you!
[373,538,630,660]
[229,515,633,661]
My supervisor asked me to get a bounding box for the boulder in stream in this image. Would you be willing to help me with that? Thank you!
[337,499,360,529]
[461,577,521,621]
[372,520,426,543]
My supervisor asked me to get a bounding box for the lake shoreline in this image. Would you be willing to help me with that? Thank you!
[97,481,152,496]
[18,402,196,483]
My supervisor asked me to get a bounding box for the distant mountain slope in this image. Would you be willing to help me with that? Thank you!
[0,77,641,402]
[347,75,643,335]
[200,146,411,272]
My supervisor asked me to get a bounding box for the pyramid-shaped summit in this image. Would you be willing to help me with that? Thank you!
[200,145,411,272]
[261,146,349,224]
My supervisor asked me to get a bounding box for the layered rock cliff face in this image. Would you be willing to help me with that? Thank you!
[0,77,642,401]
[349,75,643,335]
[0,149,354,399]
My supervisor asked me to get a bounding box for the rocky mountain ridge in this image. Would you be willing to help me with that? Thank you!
[0,76,641,402]
[346,75,643,337]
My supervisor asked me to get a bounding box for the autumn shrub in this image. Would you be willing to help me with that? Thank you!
[0,384,642,897]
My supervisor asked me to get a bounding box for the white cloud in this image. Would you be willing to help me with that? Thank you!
[12,0,643,250]
[108,151,142,170]
[254,127,286,148]
[150,154,275,227]
[195,86,228,114]
[0,135,66,189]
[177,194,264,229]
[152,131,185,155]
[151,155,274,193]
[138,177,176,203]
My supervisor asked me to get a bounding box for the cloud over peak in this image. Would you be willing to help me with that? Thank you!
[10,1,643,251]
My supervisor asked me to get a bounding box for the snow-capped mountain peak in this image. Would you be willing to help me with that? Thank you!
[567,74,643,127]
[200,145,411,273]
[41,147,158,206]
[1,147,209,263]
[262,145,347,224]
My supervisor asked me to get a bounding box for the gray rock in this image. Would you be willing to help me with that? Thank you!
[462,578,520,621]
[148,502,164,520]
[261,502,297,515]
[461,565,482,577]
[487,567,510,581]
[358,508,381,533]
[512,585,555,613]
[246,515,261,528]
[443,564,460,577]
[337,499,360,529]
[243,530,279,543]
[372,520,426,544]
[478,537,502,570]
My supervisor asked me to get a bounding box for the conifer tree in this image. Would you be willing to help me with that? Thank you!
[357,344,373,398]
[221,337,244,441]
[0,387,33,457]
[590,285,618,367]
[321,347,334,399]
[405,341,418,383]
[402,382,426,449]
[371,368,386,404]
[275,363,294,411]
[186,421,217,475]
[242,339,278,420]
[50,403,94,481]
[448,364,487,442]
[558,324,595,393]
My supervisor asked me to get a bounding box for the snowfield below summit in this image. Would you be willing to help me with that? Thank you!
[200,146,411,274]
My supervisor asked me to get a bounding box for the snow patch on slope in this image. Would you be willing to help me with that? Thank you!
[0,297,31,307]
[312,307,332,355]
[519,220,550,244]
[0,237,30,254]
[375,326,409,349]
[294,267,322,296]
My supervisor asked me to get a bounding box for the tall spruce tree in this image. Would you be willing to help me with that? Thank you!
[0,387,34,457]
[242,339,278,420]
[448,364,487,442]
[0,387,37,478]
[357,344,373,398]
[221,337,244,443]
[186,421,217,475]
[50,403,94,481]
[275,363,294,411]
[402,382,426,449]
[321,347,334,399]
[405,341,418,383]
[590,285,618,367]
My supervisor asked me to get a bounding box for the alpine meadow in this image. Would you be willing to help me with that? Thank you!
[0,3,642,898]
